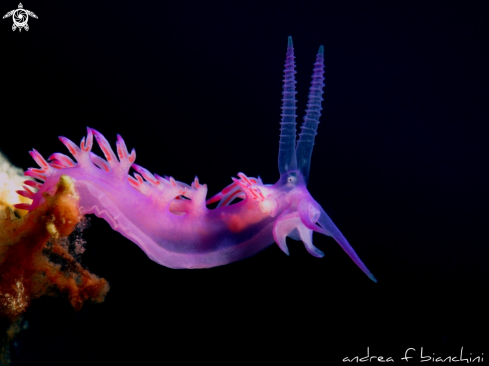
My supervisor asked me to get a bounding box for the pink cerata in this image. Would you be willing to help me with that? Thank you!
[16,37,376,282]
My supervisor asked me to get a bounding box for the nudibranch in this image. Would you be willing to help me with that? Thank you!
[16,37,376,282]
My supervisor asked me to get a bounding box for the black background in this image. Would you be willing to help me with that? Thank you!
[1,0,488,364]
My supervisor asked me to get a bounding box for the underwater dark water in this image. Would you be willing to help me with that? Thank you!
[1,0,488,364]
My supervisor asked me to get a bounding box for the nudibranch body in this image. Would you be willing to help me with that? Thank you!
[16,37,376,282]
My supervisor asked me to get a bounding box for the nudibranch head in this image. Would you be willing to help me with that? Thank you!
[278,170,305,189]
[273,37,376,282]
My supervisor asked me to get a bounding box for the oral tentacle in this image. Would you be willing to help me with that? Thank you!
[316,205,377,282]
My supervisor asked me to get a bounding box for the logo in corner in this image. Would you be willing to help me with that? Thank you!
[3,3,37,32]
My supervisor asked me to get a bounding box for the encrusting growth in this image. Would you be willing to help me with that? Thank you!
[0,175,109,321]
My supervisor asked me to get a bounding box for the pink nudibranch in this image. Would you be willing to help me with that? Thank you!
[16,37,376,282]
